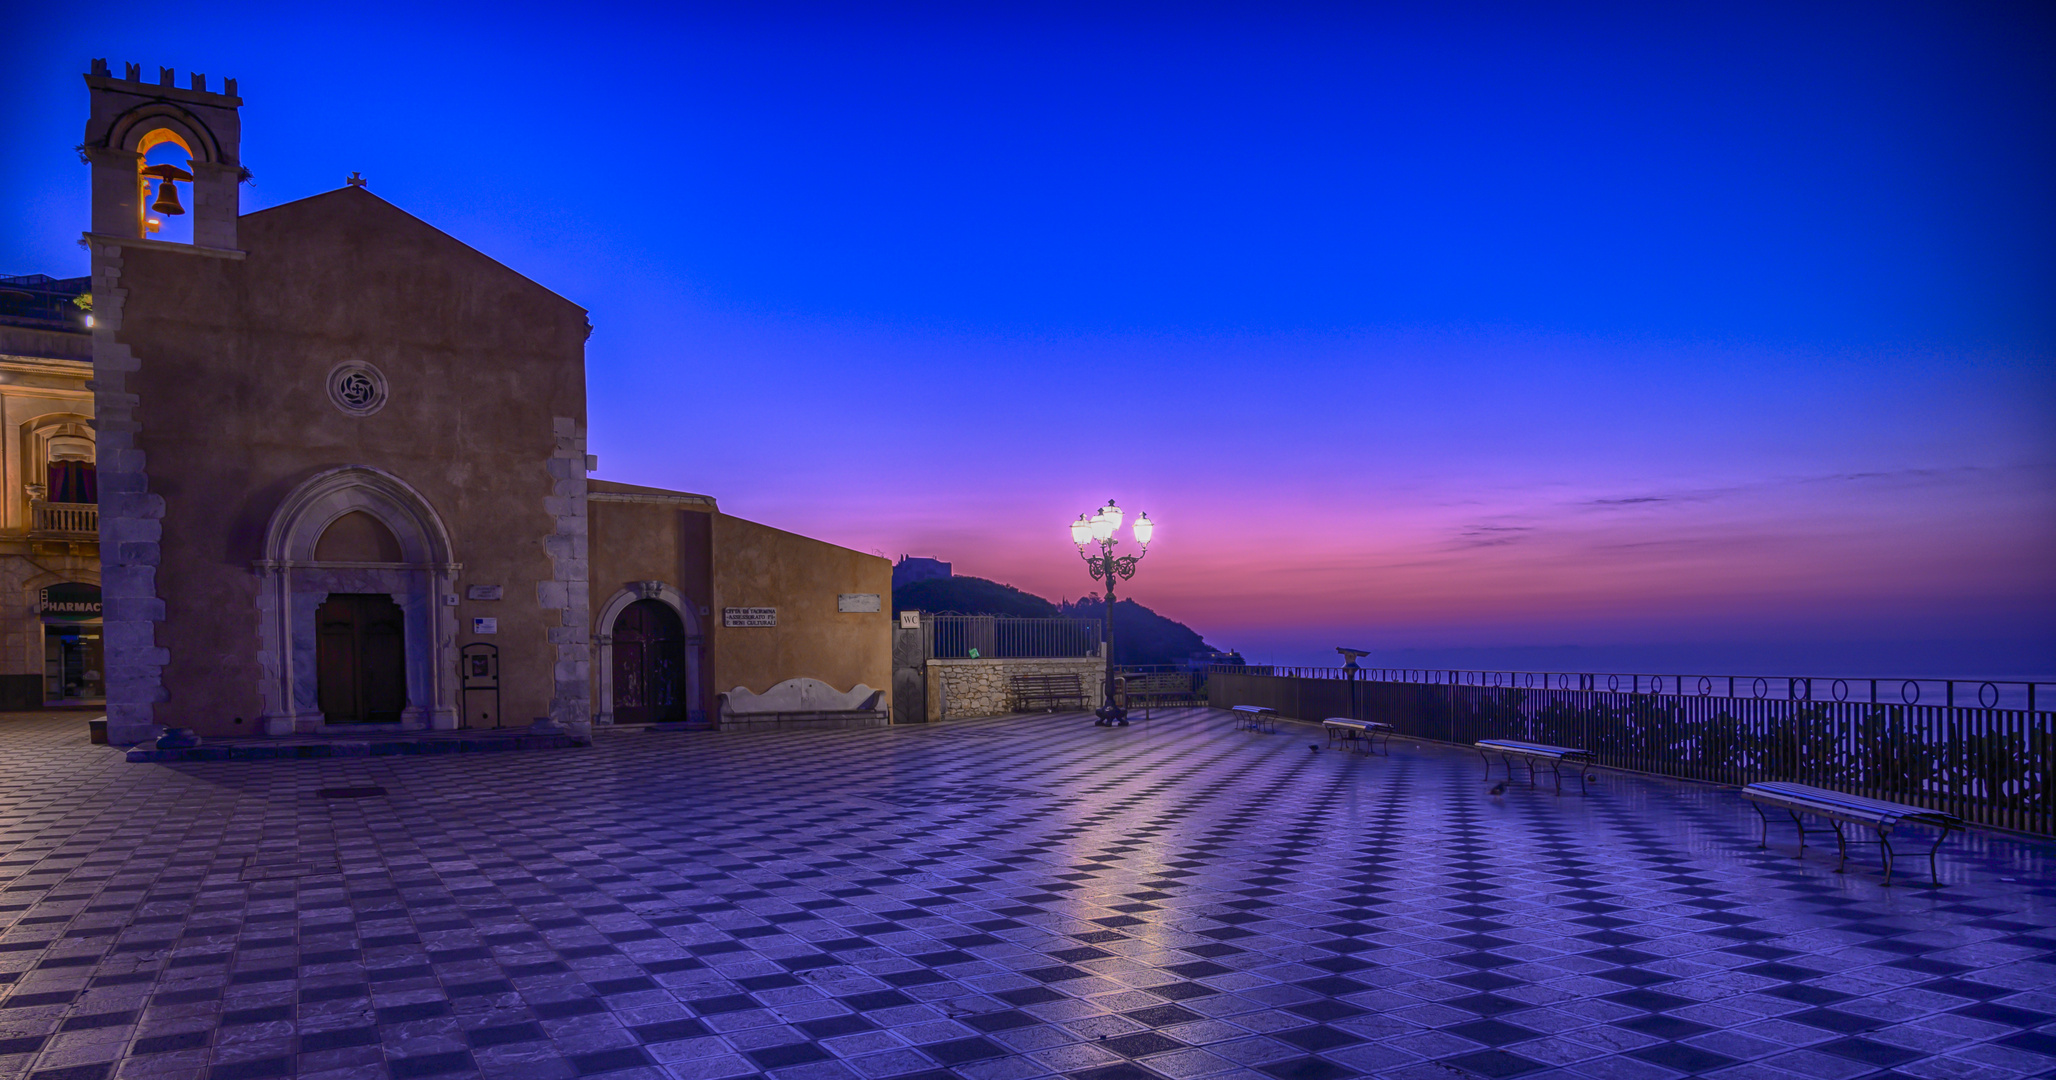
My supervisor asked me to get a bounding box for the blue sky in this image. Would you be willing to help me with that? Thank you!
[7,2,2052,675]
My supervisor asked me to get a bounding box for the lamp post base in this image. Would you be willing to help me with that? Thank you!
[1094,703,1128,727]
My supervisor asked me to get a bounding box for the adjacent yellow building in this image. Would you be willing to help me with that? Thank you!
[0,274,101,710]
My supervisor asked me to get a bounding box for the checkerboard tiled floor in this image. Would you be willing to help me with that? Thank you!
[0,708,2050,1080]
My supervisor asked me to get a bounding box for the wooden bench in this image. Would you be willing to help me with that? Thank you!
[1475,738,1594,795]
[1321,718,1392,756]
[1232,705,1278,733]
[1011,673,1087,713]
[1742,782,1965,885]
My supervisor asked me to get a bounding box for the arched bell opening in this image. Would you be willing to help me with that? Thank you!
[139,131,194,245]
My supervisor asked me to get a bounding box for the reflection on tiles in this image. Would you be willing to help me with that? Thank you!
[0,708,2050,1080]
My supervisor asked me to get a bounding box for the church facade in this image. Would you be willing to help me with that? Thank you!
[79,62,888,745]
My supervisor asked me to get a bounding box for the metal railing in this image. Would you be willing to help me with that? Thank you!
[1209,667,2055,836]
[924,614,1100,660]
[1215,665,2053,713]
[1114,665,1210,706]
[31,500,96,536]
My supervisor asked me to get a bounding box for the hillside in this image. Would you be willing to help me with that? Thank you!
[892,575,1219,666]
[892,576,1057,618]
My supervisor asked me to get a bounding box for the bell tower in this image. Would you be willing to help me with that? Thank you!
[80,59,243,249]
[81,61,247,745]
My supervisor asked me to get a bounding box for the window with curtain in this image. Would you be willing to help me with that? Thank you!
[47,460,96,503]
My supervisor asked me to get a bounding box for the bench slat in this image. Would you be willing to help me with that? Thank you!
[1743,783,1963,828]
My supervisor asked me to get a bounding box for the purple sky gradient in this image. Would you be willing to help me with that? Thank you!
[7,2,2052,675]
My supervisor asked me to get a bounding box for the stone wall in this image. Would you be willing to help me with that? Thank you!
[924,657,1105,721]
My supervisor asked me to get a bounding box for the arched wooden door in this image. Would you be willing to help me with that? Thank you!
[613,599,686,724]
[316,593,407,724]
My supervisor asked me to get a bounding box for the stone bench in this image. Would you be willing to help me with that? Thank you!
[718,678,888,732]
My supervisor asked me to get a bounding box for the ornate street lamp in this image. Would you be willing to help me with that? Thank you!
[1071,499,1153,727]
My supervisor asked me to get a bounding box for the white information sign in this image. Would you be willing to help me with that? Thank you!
[472,617,499,634]
[838,593,882,613]
[899,610,921,629]
[724,607,777,627]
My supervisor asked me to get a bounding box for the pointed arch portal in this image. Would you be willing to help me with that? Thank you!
[254,466,461,735]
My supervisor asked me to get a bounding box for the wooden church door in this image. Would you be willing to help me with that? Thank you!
[613,599,685,723]
[316,593,407,724]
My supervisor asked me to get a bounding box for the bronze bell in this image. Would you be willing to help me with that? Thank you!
[140,163,194,217]
[149,179,185,216]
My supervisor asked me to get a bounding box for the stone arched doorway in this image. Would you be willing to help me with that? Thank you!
[595,582,702,726]
[612,599,685,724]
[255,466,459,735]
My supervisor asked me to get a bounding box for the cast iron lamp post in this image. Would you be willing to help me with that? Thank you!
[1071,500,1153,727]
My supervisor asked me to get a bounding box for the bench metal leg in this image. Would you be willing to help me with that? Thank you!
[1751,801,1770,847]
[1876,826,1895,886]
[1829,819,1849,873]
[1924,827,1952,886]
[1370,730,1389,756]
[1788,808,1808,854]
[1478,747,1498,779]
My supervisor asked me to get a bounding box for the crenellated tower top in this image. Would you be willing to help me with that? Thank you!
[81,59,245,249]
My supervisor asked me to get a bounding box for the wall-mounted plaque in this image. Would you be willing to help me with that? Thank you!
[472,617,498,634]
[724,607,776,627]
[838,593,881,613]
[467,585,504,601]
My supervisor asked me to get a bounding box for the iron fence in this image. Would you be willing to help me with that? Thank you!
[1216,665,2053,712]
[1209,668,2054,836]
[923,614,1100,660]
[1114,665,1211,706]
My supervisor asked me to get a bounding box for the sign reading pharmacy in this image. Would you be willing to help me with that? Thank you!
[39,582,101,621]
[724,607,777,627]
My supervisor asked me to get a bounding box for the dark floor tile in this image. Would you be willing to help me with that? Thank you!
[1817,1037,1924,1067]
[1444,1019,1538,1047]
[1103,1032,1184,1057]
[925,1036,1006,1064]
[964,1010,1039,1032]
[1617,1014,1713,1040]
[1273,1024,1361,1052]
[467,1021,548,1048]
